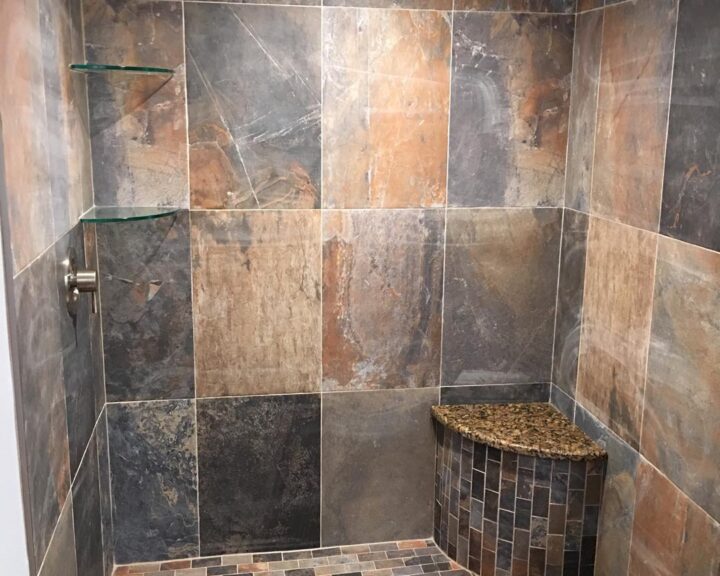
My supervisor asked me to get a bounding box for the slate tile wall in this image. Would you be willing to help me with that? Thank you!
[90,0,576,565]
[555,0,720,573]
[1,0,111,573]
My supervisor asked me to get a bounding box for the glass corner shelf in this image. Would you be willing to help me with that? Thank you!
[80,206,180,224]
[69,63,174,76]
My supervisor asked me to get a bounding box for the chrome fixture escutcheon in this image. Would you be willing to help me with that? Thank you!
[63,247,98,316]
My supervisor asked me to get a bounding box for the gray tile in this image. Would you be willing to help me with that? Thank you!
[186,3,321,209]
[14,247,71,569]
[108,400,199,563]
[96,409,114,576]
[552,210,589,397]
[322,389,437,545]
[564,10,603,211]
[441,208,562,386]
[440,384,550,405]
[72,427,104,576]
[56,224,100,478]
[38,499,78,576]
[98,211,194,401]
[660,0,720,251]
[448,13,573,208]
[197,395,321,555]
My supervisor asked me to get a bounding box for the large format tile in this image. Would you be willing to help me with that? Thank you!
[641,237,720,521]
[577,217,657,448]
[680,501,720,575]
[448,13,573,208]
[564,10,602,212]
[38,499,78,576]
[441,208,562,386]
[39,0,92,237]
[454,0,575,11]
[13,247,71,570]
[323,210,444,391]
[56,225,101,478]
[440,383,550,405]
[573,406,639,576]
[322,388,437,545]
[0,0,54,273]
[107,401,199,563]
[661,0,720,251]
[192,211,321,397]
[325,0,451,8]
[197,395,321,555]
[186,3,321,209]
[72,428,105,576]
[323,8,450,208]
[552,210,589,397]
[96,409,114,576]
[628,460,687,576]
[98,211,194,402]
[591,0,677,230]
[83,0,188,207]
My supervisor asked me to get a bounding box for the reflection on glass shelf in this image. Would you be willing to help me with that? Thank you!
[80,206,180,224]
[69,63,174,76]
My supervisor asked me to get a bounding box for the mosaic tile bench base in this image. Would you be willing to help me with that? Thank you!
[113,539,470,576]
[434,424,607,576]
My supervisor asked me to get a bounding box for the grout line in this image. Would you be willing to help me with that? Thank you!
[319,0,324,546]
[437,0,454,399]
[180,0,203,557]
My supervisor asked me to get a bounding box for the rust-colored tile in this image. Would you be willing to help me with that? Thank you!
[0,0,54,273]
[323,8,450,208]
[591,0,678,230]
[628,460,687,576]
[577,217,657,448]
[680,501,720,575]
[641,237,720,520]
[448,13,573,208]
[454,0,575,13]
[192,211,321,396]
[322,210,444,391]
[83,0,188,207]
[565,10,603,211]
[577,0,603,11]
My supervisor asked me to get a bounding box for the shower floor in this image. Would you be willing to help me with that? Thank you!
[112,539,469,576]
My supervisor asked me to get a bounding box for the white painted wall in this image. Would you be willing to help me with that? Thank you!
[0,226,30,576]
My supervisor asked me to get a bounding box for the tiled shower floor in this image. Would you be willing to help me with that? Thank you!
[113,539,470,576]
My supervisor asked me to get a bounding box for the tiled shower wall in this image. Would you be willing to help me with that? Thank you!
[83,0,578,565]
[552,0,720,574]
[0,0,111,575]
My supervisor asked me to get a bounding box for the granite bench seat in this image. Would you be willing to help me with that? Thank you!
[431,403,607,576]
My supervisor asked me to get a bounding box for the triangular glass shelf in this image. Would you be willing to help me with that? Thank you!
[70,63,174,76]
[80,206,180,224]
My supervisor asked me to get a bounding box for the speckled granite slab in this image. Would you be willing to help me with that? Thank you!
[431,403,606,461]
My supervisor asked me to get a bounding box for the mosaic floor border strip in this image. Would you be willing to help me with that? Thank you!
[113,539,470,576]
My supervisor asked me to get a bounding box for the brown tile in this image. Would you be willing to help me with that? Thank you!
[192,211,321,396]
[577,217,657,447]
[322,210,444,391]
[448,13,573,208]
[564,10,603,212]
[641,237,720,520]
[577,0,603,11]
[323,8,450,208]
[628,460,687,576]
[83,0,188,207]
[0,0,54,273]
[591,0,678,230]
[680,501,720,575]
[323,0,452,16]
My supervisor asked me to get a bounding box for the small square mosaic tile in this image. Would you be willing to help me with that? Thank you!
[113,539,470,576]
